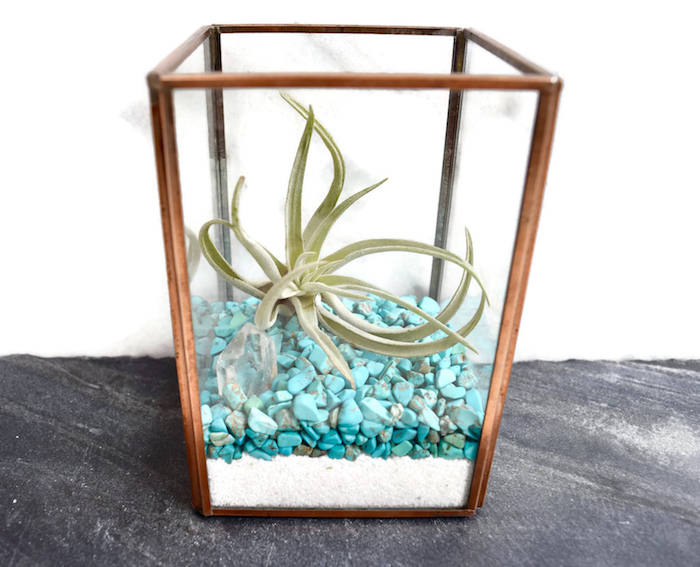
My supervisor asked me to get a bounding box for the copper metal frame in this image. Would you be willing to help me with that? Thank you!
[148,24,562,518]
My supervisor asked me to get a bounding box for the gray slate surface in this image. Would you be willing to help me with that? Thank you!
[0,355,697,566]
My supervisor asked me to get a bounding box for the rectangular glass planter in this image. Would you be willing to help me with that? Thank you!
[148,24,561,517]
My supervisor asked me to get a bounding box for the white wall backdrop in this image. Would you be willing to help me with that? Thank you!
[0,1,698,360]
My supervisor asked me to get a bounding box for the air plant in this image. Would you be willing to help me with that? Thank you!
[199,93,489,389]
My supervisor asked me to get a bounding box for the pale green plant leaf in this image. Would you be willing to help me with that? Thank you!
[254,260,327,330]
[199,219,267,298]
[319,228,475,341]
[291,296,355,388]
[230,176,283,281]
[305,178,388,254]
[281,93,346,243]
[285,105,315,267]
[198,95,488,388]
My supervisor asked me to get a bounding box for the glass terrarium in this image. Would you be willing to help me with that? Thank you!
[147,24,561,517]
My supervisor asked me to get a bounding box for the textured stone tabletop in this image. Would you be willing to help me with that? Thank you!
[1,356,697,566]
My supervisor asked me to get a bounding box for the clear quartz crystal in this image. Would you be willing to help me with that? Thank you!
[216,323,278,396]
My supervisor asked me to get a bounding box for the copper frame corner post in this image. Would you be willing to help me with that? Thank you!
[147,24,562,518]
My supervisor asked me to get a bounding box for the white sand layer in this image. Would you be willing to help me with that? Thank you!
[207,454,472,509]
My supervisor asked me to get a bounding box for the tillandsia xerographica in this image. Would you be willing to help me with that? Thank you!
[198,93,489,389]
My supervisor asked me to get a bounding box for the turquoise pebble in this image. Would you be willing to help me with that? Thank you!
[293,393,326,423]
[338,399,363,426]
[391,440,413,456]
[355,433,368,446]
[324,374,345,394]
[210,432,234,446]
[436,368,456,388]
[243,395,264,414]
[259,390,275,406]
[392,382,415,406]
[248,448,272,461]
[345,445,361,461]
[447,403,480,433]
[277,353,296,369]
[370,380,391,400]
[440,383,467,399]
[210,403,231,421]
[339,390,356,403]
[351,366,370,388]
[392,428,417,444]
[341,432,356,444]
[339,343,357,361]
[200,391,211,405]
[222,383,247,411]
[210,337,227,355]
[272,391,292,404]
[405,371,425,387]
[210,417,227,433]
[328,445,345,459]
[200,404,212,427]
[338,423,360,436]
[277,431,302,448]
[248,407,278,435]
[438,440,463,459]
[400,407,419,427]
[220,444,235,463]
[465,389,484,414]
[419,407,440,431]
[378,427,392,444]
[464,441,479,460]
[279,446,294,456]
[215,325,233,338]
[245,428,268,448]
[300,431,317,448]
[300,421,320,441]
[326,390,342,411]
[411,445,430,459]
[371,443,386,458]
[366,361,384,377]
[287,373,312,395]
[308,345,332,373]
[417,424,430,443]
[260,439,279,456]
[444,433,466,449]
[467,424,482,440]
[360,419,384,438]
[224,411,246,438]
[359,398,393,425]
[418,296,440,316]
[321,430,342,446]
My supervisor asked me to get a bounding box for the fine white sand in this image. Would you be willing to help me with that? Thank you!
[207,455,472,509]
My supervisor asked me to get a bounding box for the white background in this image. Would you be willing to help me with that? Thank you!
[0,1,698,360]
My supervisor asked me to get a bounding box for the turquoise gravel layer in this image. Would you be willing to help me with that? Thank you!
[192,294,491,463]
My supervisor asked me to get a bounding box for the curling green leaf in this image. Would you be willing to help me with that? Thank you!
[305,178,388,254]
[199,219,266,298]
[230,176,282,282]
[321,238,489,304]
[281,93,346,243]
[285,105,315,267]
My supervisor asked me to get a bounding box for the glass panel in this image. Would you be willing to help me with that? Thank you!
[172,84,536,509]
[220,32,454,74]
[465,38,526,75]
